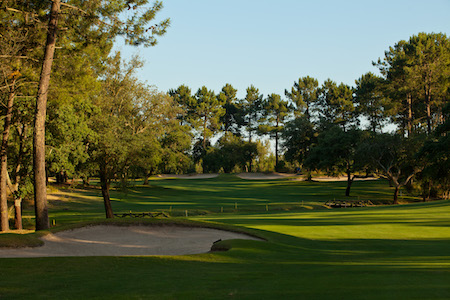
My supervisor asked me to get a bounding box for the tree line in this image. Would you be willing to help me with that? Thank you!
[0,1,449,231]
[0,0,170,231]
[167,32,449,206]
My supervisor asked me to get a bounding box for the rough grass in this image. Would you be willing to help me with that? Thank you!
[1,175,449,299]
[0,232,44,248]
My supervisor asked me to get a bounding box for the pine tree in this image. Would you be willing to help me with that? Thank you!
[285,76,319,121]
[259,94,292,171]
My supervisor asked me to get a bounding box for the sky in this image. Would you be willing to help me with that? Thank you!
[115,0,450,99]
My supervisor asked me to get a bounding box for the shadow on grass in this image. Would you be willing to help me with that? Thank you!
[1,230,448,299]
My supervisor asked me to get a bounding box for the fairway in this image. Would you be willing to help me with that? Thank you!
[43,174,400,224]
[3,1,449,298]
[1,175,449,299]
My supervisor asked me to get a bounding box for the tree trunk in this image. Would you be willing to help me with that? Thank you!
[33,0,60,231]
[305,105,310,123]
[275,120,279,171]
[13,125,25,182]
[247,113,253,143]
[422,180,432,202]
[99,170,114,219]
[345,170,353,197]
[202,115,207,149]
[0,77,16,232]
[425,87,432,135]
[12,127,25,230]
[406,93,412,137]
[393,186,400,205]
[14,198,22,230]
[5,168,23,230]
[82,176,90,186]
[143,169,154,185]
[275,132,279,171]
[371,114,377,133]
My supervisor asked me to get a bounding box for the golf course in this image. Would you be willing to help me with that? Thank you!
[1,174,449,299]
[2,0,449,299]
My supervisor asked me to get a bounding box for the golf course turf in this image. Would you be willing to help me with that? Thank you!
[0,174,449,299]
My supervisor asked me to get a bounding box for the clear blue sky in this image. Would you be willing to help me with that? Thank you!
[116,0,450,99]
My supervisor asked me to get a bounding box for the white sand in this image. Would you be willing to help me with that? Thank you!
[236,173,378,182]
[155,173,219,179]
[235,172,297,180]
[0,225,262,258]
[307,176,378,182]
[154,173,377,182]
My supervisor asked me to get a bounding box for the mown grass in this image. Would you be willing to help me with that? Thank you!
[43,174,400,226]
[1,175,449,299]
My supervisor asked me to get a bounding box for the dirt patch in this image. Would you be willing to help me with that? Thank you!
[0,225,261,258]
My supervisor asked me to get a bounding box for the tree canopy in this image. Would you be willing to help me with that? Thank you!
[1,28,449,230]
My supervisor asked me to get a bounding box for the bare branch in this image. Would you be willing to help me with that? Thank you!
[60,1,162,36]
[402,167,424,186]
[2,6,39,18]
[0,55,39,62]
[59,2,88,13]
[377,173,389,181]
[0,81,37,91]
[6,171,16,194]
[59,2,116,28]
[13,95,37,98]
[1,69,10,91]
[16,81,39,89]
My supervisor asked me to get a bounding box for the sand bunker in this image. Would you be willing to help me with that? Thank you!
[155,173,219,179]
[236,173,378,182]
[309,176,378,182]
[0,226,261,258]
[153,173,378,182]
[236,172,297,180]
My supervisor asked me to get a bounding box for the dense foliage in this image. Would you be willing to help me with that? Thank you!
[0,1,448,232]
